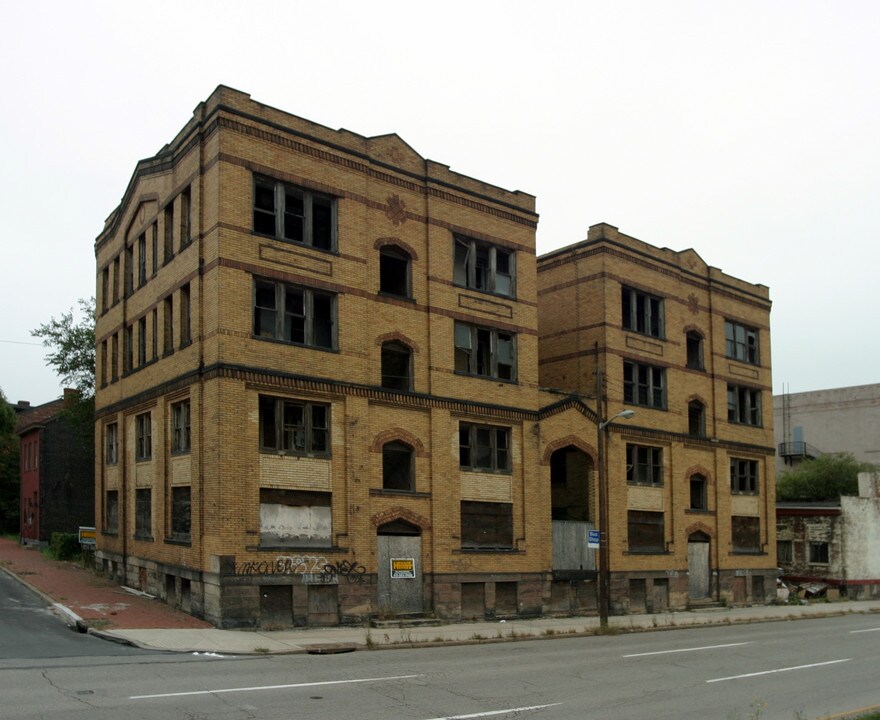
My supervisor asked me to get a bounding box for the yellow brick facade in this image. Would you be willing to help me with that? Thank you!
[94,88,774,627]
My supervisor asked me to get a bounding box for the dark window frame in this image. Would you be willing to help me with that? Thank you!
[688,399,706,436]
[626,444,663,486]
[725,320,759,365]
[253,278,337,351]
[379,245,412,298]
[622,286,664,338]
[730,458,759,495]
[381,340,413,392]
[623,360,666,409]
[106,422,118,465]
[170,486,191,543]
[777,539,793,563]
[689,474,707,510]
[135,412,152,462]
[253,175,336,251]
[382,440,414,492]
[135,488,152,540]
[259,396,330,457]
[728,384,762,426]
[453,235,516,298]
[454,321,516,382]
[686,331,704,370]
[459,423,511,473]
[105,490,119,533]
[809,541,829,564]
[171,401,191,454]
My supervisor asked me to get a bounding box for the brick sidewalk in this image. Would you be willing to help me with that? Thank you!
[0,537,211,630]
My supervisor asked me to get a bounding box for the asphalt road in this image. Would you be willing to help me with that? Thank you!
[1,572,879,719]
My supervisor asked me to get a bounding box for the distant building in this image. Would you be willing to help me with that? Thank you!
[17,390,94,544]
[776,472,880,599]
[775,383,880,475]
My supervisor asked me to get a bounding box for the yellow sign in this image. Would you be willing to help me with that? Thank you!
[78,526,96,546]
[390,557,415,579]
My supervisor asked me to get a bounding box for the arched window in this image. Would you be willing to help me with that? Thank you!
[690,474,707,510]
[383,441,414,492]
[688,400,706,437]
[686,331,704,370]
[381,340,412,391]
[379,246,411,298]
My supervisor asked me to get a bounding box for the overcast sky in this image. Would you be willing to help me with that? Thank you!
[1,1,877,406]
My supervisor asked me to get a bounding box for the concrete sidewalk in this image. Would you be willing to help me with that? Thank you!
[4,537,879,656]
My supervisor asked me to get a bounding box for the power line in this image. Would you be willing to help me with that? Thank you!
[0,339,43,347]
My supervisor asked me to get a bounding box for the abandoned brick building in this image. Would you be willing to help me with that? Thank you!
[93,86,776,627]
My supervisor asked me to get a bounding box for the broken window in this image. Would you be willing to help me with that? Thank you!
[111,333,119,382]
[461,501,513,549]
[163,296,174,355]
[689,474,707,510]
[686,331,704,370]
[627,510,665,553]
[105,490,118,533]
[459,423,510,472]
[809,541,829,564]
[123,324,133,373]
[623,360,666,409]
[777,540,793,563]
[382,441,414,492]
[626,444,663,486]
[253,175,335,250]
[180,186,192,249]
[728,384,761,426]
[106,423,118,465]
[688,400,706,436]
[725,320,759,365]
[138,233,147,287]
[138,317,147,367]
[732,516,760,553]
[135,488,152,539]
[253,278,336,350]
[151,310,158,360]
[730,458,758,494]
[112,255,120,304]
[101,267,110,312]
[379,245,411,297]
[164,203,174,263]
[171,400,191,454]
[622,286,664,337]
[180,283,191,345]
[454,321,516,381]
[259,489,331,548]
[135,412,152,461]
[151,222,158,276]
[100,341,107,387]
[125,244,134,297]
[381,340,412,391]
[453,235,515,297]
[259,397,329,456]
[171,486,191,542]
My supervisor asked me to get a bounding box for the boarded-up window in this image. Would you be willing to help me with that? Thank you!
[260,489,331,548]
[461,501,512,549]
[732,516,760,553]
[627,510,664,553]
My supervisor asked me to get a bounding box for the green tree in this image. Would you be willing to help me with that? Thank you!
[31,297,96,399]
[0,388,20,534]
[776,452,876,502]
[31,298,96,448]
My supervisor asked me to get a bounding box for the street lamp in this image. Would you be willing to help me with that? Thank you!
[596,408,635,627]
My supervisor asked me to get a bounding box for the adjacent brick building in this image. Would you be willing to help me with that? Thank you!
[17,390,94,544]
[94,87,775,627]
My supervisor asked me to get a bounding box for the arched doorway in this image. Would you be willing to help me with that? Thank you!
[687,530,711,600]
[550,446,595,572]
[377,519,423,614]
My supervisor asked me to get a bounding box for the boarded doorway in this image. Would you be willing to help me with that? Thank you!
[550,445,596,573]
[377,520,423,615]
[687,531,711,600]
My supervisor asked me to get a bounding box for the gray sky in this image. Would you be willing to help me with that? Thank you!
[2,1,877,406]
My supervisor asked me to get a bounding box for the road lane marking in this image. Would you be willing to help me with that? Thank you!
[130,674,420,699]
[424,704,562,720]
[850,627,880,634]
[706,659,851,683]
[624,642,751,657]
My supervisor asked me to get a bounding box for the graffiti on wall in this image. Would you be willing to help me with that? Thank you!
[221,555,367,584]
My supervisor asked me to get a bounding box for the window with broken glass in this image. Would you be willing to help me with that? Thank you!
[171,401,191,454]
[135,412,152,461]
[459,423,510,473]
[253,175,335,251]
[454,321,516,381]
[453,235,515,297]
[622,286,664,338]
[381,340,412,391]
[728,385,762,426]
[623,360,666,409]
[254,278,336,350]
[730,458,758,494]
[626,444,663,486]
[725,320,759,365]
[382,441,414,492]
[259,397,330,457]
[379,245,412,298]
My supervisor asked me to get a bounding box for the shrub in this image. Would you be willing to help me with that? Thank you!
[50,532,81,561]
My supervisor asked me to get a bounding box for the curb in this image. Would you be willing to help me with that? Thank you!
[0,563,85,631]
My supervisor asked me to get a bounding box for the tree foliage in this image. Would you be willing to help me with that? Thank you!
[0,388,20,534]
[31,297,96,399]
[776,452,876,502]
